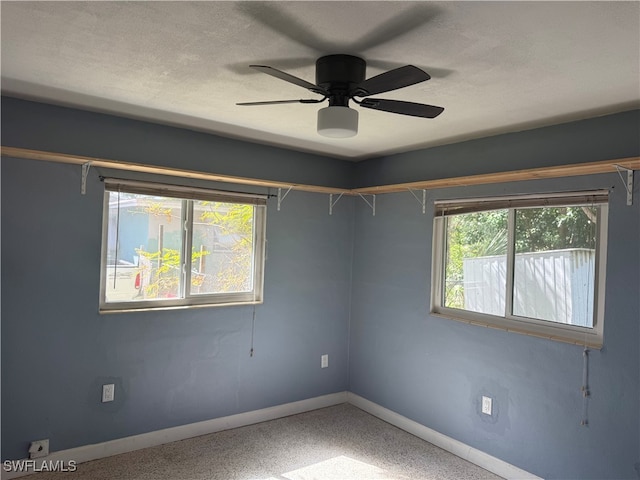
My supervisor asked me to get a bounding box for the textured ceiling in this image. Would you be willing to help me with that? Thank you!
[2,1,639,160]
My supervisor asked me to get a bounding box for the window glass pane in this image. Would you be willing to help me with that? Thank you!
[513,206,597,327]
[191,201,255,295]
[444,210,508,315]
[104,192,183,303]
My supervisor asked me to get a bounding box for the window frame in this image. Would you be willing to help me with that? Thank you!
[430,191,608,348]
[99,179,267,313]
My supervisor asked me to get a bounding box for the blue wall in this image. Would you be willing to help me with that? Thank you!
[1,98,353,460]
[349,177,639,479]
[2,97,639,479]
[1,97,354,189]
[355,109,640,188]
[349,111,640,479]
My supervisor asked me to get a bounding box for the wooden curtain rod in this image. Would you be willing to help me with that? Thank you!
[352,156,640,194]
[0,146,350,195]
[2,146,638,196]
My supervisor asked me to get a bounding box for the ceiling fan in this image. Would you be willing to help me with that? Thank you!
[237,54,444,138]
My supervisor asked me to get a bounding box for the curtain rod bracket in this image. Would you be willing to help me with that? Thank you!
[329,193,344,215]
[81,161,92,195]
[277,186,293,211]
[408,188,427,214]
[614,165,634,206]
[358,193,376,216]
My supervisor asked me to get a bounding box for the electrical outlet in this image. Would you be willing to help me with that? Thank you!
[481,396,492,415]
[28,439,49,459]
[321,354,329,368]
[102,383,115,403]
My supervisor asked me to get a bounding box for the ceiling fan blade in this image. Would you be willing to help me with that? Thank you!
[359,98,444,118]
[366,59,454,79]
[349,5,442,53]
[354,65,430,97]
[237,98,325,106]
[236,3,338,54]
[250,65,327,95]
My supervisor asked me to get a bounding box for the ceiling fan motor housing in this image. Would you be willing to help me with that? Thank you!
[316,55,366,106]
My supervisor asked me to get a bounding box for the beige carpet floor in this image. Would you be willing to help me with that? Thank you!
[28,403,503,480]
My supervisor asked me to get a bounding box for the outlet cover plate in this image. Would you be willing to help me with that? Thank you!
[102,383,115,402]
[321,354,328,368]
[481,396,492,415]
[29,439,49,459]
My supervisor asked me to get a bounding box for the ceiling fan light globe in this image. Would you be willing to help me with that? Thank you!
[317,106,358,138]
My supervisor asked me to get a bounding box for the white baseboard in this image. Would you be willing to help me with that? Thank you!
[3,391,541,480]
[1,391,348,479]
[347,392,542,480]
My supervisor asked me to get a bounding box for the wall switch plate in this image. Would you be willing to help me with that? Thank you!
[28,439,49,459]
[482,396,492,415]
[321,354,329,368]
[102,383,115,403]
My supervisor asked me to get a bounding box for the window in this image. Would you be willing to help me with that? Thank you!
[100,179,266,312]
[431,191,608,347]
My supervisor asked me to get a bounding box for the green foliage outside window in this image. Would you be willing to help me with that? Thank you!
[134,201,252,299]
[445,206,596,309]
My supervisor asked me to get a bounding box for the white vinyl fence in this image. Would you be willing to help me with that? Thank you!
[463,248,595,326]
